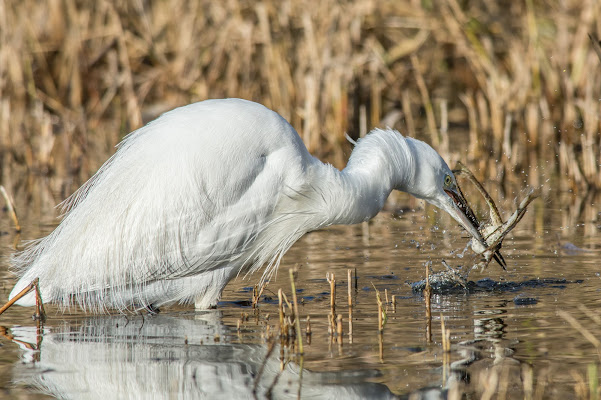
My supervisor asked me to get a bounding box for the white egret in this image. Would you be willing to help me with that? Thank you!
[8,98,502,313]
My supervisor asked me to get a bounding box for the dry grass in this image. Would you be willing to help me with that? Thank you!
[0,0,599,191]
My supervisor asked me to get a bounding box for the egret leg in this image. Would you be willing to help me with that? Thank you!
[145,304,160,315]
[0,278,45,321]
[33,279,46,322]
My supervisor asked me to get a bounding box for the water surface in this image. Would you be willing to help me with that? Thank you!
[0,182,599,399]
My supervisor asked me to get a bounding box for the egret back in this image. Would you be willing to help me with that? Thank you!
[10,99,316,311]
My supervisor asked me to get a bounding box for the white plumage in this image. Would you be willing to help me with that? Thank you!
[9,98,487,312]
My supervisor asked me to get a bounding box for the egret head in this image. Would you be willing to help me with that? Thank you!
[398,137,506,269]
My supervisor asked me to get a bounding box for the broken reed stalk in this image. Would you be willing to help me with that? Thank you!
[378,300,383,332]
[0,185,21,233]
[327,272,336,312]
[278,288,286,338]
[336,314,343,345]
[378,325,384,363]
[347,269,353,340]
[326,272,336,333]
[373,284,386,333]
[252,282,266,308]
[424,262,432,343]
[441,313,451,352]
[276,287,299,353]
[347,269,352,307]
[289,269,304,356]
[288,268,304,400]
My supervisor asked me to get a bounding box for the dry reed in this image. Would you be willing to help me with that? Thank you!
[251,283,266,309]
[373,283,386,333]
[424,261,432,343]
[347,269,353,341]
[289,268,303,357]
[326,272,336,335]
[0,1,599,194]
[0,185,20,233]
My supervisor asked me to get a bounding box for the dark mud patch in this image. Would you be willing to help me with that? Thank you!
[411,276,583,295]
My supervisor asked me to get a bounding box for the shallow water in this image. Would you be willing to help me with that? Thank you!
[0,182,600,399]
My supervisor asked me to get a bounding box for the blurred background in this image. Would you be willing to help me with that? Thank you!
[0,0,599,209]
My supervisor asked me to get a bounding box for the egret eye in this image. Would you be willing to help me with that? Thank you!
[444,174,453,187]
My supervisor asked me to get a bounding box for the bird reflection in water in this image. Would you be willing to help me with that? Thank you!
[6,312,397,400]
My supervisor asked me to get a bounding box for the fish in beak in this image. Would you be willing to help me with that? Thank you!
[440,186,507,270]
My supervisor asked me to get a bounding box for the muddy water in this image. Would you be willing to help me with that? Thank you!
[0,181,599,399]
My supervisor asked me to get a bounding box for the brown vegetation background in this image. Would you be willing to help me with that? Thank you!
[1,0,600,192]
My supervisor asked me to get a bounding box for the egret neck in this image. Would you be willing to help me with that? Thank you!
[311,129,413,227]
